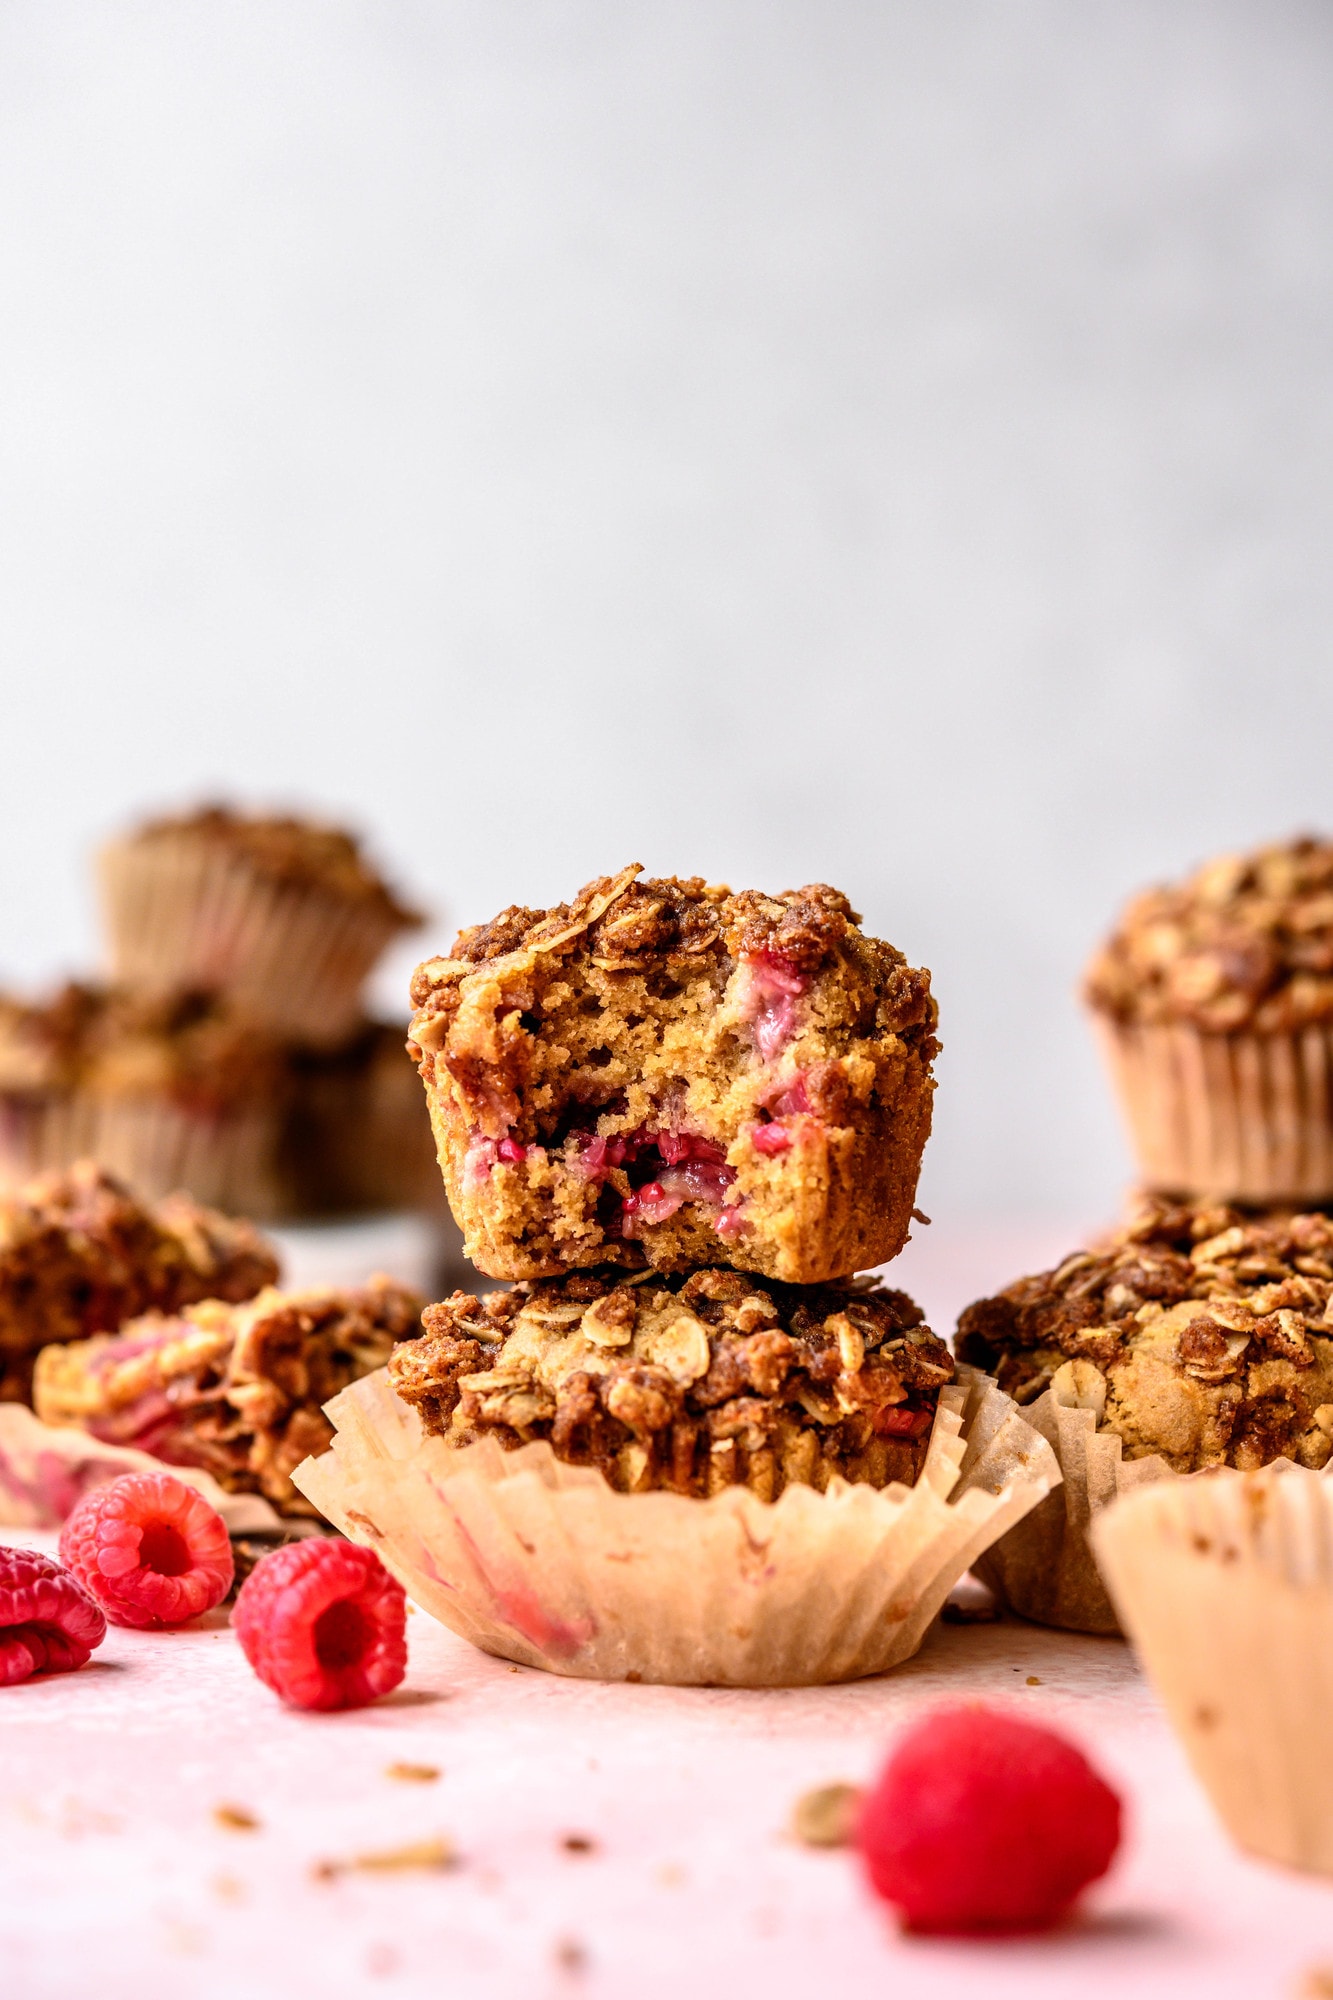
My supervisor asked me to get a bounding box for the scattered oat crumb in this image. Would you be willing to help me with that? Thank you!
[213,1804,260,1833]
[385,1762,440,1783]
[313,1836,457,1880]
[554,1936,587,1974]
[366,1942,399,1977]
[656,1862,685,1887]
[1193,1704,1219,1732]
[561,1833,597,1855]
[1300,1970,1333,1998]
[941,1598,1002,1625]
[211,1874,245,1904]
[790,1783,862,1848]
[1026,1675,1043,1686]
[506,1664,520,1674]
[161,1918,207,1955]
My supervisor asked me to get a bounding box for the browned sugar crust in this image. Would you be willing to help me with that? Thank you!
[0,983,286,1111]
[955,1195,1333,1472]
[33,1275,422,1513]
[1086,836,1333,1032]
[408,866,937,1283]
[116,805,420,924]
[388,1266,954,1500]
[0,1162,279,1402]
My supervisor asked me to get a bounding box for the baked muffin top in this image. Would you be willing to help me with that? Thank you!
[117,805,419,924]
[0,983,284,1109]
[1085,836,1333,1032]
[410,865,937,1051]
[955,1195,1333,1473]
[389,1265,954,1500]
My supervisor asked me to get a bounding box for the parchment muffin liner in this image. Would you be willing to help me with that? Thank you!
[292,1363,1060,1687]
[0,1401,282,1533]
[1092,1014,1333,1205]
[970,1360,1172,1634]
[0,1091,281,1216]
[99,837,405,1049]
[1092,1462,1333,1875]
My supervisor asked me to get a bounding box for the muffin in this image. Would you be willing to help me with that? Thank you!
[0,981,288,1215]
[1093,1464,1333,1874]
[292,1291,1059,1686]
[1085,836,1333,1203]
[955,1194,1333,1630]
[34,1276,422,1514]
[408,865,938,1283]
[0,1160,278,1403]
[98,806,421,1048]
[277,1021,444,1218]
[389,1267,955,1498]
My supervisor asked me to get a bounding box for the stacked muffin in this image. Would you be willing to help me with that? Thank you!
[0,806,435,1219]
[390,865,947,1499]
[293,866,1062,1685]
[957,834,1333,1632]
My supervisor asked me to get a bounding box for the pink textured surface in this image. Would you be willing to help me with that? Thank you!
[3,1529,1333,2000]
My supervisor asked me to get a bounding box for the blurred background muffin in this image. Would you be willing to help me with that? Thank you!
[1085,836,1333,1205]
[98,805,421,1049]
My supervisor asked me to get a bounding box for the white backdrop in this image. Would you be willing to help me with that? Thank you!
[3,1,1332,1229]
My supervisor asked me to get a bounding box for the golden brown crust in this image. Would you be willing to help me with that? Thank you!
[408,867,937,1283]
[119,805,420,925]
[33,1275,422,1513]
[0,1162,278,1402]
[1086,836,1333,1032]
[955,1193,1333,1473]
[388,1266,953,1499]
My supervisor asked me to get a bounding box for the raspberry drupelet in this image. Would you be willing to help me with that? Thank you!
[232,1539,407,1711]
[857,1705,1122,1935]
[408,866,937,1284]
[60,1471,234,1629]
[0,1547,106,1685]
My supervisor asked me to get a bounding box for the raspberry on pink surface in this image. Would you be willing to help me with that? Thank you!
[0,1547,106,1686]
[232,1539,407,1711]
[59,1471,234,1630]
[856,1704,1122,1936]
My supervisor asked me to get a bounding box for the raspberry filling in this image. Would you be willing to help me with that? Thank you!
[566,1126,742,1238]
[736,951,809,1063]
[464,1133,539,1187]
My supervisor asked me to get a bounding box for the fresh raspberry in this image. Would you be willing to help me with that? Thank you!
[0,1547,106,1685]
[59,1471,234,1630]
[857,1705,1122,1935]
[232,1539,407,1711]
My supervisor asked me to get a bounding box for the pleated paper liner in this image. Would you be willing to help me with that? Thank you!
[1091,1013,1333,1204]
[98,836,408,1049]
[0,1090,282,1216]
[971,1360,1172,1634]
[1093,1463,1333,1875]
[0,1401,283,1534]
[292,1363,1060,1687]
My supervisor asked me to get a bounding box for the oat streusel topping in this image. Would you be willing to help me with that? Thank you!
[1085,836,1333,1032]
[34,1275,423,1512]
[955,1195,1333,1472]
[0,1162,279,1402]
[126,805,420,923]
[389,1267,954,1500]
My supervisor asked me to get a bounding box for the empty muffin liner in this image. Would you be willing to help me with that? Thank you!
[0,1401,281,1532]
[971,1361,1172,1634]
[99,837,406,1048]
[1092,1014,1333,1205]
[292,1363,1060,1687]
[1093,1462,1333,1874]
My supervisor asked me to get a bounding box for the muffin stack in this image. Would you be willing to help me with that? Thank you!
[0,806,435,1219]
[294,866,1061,1685]
[956,834,1333,1633]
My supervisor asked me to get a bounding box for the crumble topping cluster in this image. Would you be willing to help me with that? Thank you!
[389,1266,954,1500]
[1085,836,1333,1033]
[956,1196,1333,1471]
